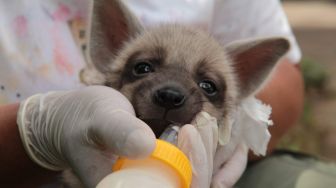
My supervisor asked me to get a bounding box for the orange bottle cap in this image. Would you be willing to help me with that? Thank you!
[113,139,192,188]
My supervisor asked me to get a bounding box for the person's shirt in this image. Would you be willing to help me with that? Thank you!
[0,0,301,105]
[0,0,89,104]
[124,0,301,63]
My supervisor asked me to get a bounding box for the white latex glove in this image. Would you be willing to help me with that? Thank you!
[17,85,156,187]
[177,112,248,188]
[178,112,218,188]
[211,143,248,188]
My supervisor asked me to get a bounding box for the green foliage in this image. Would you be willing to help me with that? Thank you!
[301,98,314,126]
[301,58,329,91]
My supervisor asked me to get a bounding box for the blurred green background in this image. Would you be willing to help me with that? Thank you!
[278,0,336,161]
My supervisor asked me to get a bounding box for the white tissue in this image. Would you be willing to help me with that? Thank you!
[222,97,273,156]
[240,97,273,155]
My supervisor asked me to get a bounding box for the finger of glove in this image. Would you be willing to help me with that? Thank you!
[89,110,156,159]
[76,86,136,114]
[193,112,219,157]
[211,143,248,188]
[193,112,218,183]
[213,143,237,174]
[178,124,210,188]
[66,144,117,188]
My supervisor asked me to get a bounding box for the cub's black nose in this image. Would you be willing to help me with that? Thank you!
[154,87,186,109]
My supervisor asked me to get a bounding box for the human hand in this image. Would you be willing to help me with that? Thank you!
[17,86,156,187]
[211,143,248,188]
[178,112,248,188]
[178,112,218,188]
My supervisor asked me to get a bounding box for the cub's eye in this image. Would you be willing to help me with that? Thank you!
[199,80,217,96]
[133,61,154,75]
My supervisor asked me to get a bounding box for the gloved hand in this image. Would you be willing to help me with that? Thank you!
[211,143,248,188]
[178,112,248,188]
[17,86,156,187]
[178,112,218,188]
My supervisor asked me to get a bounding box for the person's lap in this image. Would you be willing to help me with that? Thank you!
[236,150,336,188]
[40,150,336,188]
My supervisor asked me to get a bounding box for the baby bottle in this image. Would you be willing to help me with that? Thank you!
[96,126,192,188]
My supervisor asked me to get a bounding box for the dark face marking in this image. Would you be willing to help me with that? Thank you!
[118,47,166,88]
[194,59,226,108]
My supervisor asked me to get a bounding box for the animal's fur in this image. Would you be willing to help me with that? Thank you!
[65,0,290,187]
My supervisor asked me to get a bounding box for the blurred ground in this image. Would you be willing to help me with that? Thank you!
[278,1,336,161]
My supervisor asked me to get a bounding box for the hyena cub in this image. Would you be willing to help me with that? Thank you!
[66,0,290,187]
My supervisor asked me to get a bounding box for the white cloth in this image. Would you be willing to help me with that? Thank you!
[0,0,301,104]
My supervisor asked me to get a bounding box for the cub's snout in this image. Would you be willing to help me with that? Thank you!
[131,77,203,137]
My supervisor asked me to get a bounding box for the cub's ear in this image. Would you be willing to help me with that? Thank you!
[226,37,290,99]
[86,0,143,74]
